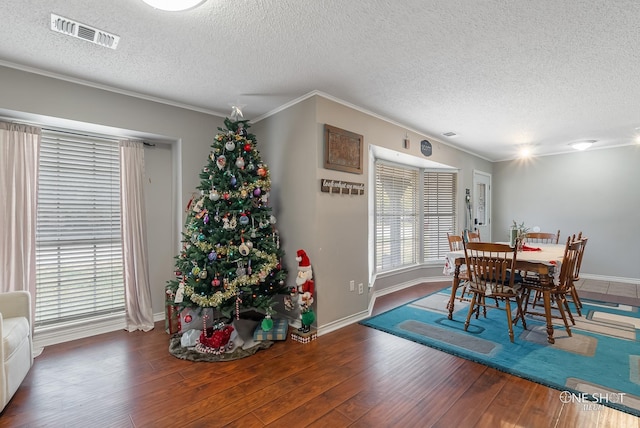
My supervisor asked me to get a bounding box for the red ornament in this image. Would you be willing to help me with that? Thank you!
[257,167,266,177]
[244,143,252,152]
[223,192,230,200]
[184,314,192,323]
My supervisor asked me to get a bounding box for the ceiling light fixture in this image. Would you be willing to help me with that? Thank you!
[141,0,206,11]
[570,140,596,151]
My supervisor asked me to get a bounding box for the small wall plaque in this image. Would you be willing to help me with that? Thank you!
[420,139,432,157]
[320,178,365,195]
[324,125,364,174]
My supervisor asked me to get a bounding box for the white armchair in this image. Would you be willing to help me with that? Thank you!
[0,291,33,412]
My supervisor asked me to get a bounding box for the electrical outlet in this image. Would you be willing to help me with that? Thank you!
[358,283,364,294]
[349,280,355,292]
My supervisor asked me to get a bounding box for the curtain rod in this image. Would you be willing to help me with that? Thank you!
[1,116,154,146]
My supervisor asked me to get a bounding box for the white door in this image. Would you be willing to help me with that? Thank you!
[472,170,491,241]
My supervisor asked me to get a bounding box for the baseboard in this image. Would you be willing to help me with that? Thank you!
[580,273,640,284]
[317,310,370,336]
[367,276,450,314]
[33,313,127,351]
[34,310,167,352]
[316,276,449,337]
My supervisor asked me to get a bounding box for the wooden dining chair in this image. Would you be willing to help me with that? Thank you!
[467,230,481,242]
[567,233,588,313]
[462,241,526,343]
[525,230,560,244]
[520,236,582,337]
[447,233,471,301]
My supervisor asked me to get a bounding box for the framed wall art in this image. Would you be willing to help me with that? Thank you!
[324,124,363,174]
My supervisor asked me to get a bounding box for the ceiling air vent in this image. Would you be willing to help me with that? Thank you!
[442,131,457,137]
[50,13,120,49]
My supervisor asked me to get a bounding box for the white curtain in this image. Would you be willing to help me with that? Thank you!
[119,140,154,332]
[0,122,40,301]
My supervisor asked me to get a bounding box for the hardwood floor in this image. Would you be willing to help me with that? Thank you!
[2,282,638,427]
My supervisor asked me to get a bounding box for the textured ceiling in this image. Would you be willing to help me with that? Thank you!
[1,0,640,160]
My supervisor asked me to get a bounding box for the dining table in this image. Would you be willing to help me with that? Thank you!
[443,243,567,344]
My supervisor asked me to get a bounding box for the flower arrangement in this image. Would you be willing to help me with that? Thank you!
[511,220,529,249]
[512,220,530,240]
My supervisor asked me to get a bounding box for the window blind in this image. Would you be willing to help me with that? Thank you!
[423,171,457,260]
[35,131,124,327]
[375,162,419,272]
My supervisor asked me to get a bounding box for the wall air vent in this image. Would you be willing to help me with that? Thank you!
[50,13,120,50]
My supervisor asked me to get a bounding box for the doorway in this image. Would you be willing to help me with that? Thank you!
[472,170,491,242]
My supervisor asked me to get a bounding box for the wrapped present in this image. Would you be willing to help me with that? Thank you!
[165,303,181,334]
[253,318,289,341]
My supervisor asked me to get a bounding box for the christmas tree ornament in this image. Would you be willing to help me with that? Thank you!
[216,155,226,170]
[257,167,266,177]
[238,242,250,256]
[243,143,252,152]
[225,140,236,151]
[199,270,208,279]
[239,214,249,225]
[209,190,220,201]
[191,266,201,276]
[235,157,245,169]
[247,162,255,171]
[230,176,237,186]
[230,104,245,121]
[208,251,217,261]
[235,262,246,276]
[203,213,210,224]
[253,187,261,197]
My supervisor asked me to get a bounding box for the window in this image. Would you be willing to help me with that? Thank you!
[423,171,457,261]
[35,130,124,327]
[375,162,419,272]
[375,161,457,273]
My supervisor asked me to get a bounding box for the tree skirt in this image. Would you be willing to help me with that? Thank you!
[169,334,274,362]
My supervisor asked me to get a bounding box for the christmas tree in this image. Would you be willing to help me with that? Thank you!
[166,117,288,326]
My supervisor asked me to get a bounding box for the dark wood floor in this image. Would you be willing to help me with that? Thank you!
[2,282,638,427]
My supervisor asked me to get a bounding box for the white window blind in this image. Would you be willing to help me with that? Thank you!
[35,131,124,327]
[423,171,457,261]
[375,162,419,272]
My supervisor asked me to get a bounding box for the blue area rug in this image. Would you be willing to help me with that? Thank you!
[360,287,640,416]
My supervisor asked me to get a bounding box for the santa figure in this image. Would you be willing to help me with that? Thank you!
[295,249,315,333]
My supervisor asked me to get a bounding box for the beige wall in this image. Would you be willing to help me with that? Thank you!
[493,146,640,279]
[4,65,637,337]
[0,65,224,319]
[255,94,494,329]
